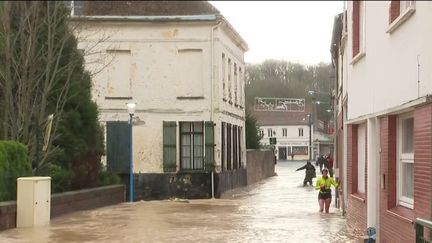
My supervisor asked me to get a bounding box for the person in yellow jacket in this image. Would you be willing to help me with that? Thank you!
[315,168,338,213]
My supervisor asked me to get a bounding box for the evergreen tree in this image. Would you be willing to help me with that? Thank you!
[245,110,262,149]
[0,2,104,192]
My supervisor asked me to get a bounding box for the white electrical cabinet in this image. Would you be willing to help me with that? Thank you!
[16,177,51,228]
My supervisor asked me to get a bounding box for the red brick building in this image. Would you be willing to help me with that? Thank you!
[331,1,432,242]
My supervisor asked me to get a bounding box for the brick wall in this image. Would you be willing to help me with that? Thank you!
[389,1,401,24]
[379,104,432,242]
[246,149,276,185]
[413,105,432,221]
[346,124,367,236]
[352,1,360,57]
[0,185,125,231]
[378,115,413,243]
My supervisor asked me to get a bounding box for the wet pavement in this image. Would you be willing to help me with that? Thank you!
[0,161,357,243]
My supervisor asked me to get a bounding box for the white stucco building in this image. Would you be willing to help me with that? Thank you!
[252,98,313,161]
[71,2,248,180]
[331,1,432,241]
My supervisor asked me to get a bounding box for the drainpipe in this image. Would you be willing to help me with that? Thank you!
[210,20,221,199]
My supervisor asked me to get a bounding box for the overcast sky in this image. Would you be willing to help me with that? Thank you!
[209,1,344,65]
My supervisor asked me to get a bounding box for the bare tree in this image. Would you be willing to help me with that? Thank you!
[0,2,111,172]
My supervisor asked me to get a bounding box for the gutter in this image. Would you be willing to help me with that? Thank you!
[68,14,218,22]
[210,20,221,199]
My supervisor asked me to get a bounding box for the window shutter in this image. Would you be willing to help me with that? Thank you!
[163,121,177,172]
[205,121,215,171]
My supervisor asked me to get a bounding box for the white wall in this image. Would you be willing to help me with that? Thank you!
[346,2,432,120]
[77,20,246,173]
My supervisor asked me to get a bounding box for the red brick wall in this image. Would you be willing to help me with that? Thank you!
[346,124,367,236]
[413,105,432,220]
[389,1,400,24]
[379,115,413,243]
[379,105,432,242]
[352,1,360,57]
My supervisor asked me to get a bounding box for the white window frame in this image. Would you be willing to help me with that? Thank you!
[351,1,366,64]
[267,128,273,138]
[298,128,304,137]
[283,128,287,137]
[397,113,414,209]
[387,1,416,33]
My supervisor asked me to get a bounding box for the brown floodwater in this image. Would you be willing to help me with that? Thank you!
[0,162,358,243]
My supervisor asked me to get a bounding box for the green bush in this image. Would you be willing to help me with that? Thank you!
[42,164,73,193]
[0,141,32,201]
[98,171,121,186]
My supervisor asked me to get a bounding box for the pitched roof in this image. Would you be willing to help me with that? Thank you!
[80,1,220,16]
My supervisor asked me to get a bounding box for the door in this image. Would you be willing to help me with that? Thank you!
[278,146,287,160]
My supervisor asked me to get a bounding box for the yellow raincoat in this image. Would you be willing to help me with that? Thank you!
[315,176,338,191]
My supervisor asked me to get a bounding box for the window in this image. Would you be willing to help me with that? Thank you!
[298,128,304,137]
[357,123,366,194]
[259,129,264,138]
[398,115,414,208]
[283,128,287,137]
[234,63,238,105]
[105,50,132,99]
[180,122,204,170]
[239,68,243,107]
[178,49,203,97]
[388,1,416,33]
[222,53,226,100]
[352,1,365,61]
[268,128,273,138]
[221,122,226,171]
[228,59,232,102]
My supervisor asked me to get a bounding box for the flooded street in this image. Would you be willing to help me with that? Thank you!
[0,162,356,243]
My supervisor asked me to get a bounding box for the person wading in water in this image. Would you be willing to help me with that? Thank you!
[315,168,338,213]
[295,161,316,186]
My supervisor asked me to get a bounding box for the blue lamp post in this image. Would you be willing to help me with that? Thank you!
[126,102,136,202]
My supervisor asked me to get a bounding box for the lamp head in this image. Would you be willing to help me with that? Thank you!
[126,102,136,115]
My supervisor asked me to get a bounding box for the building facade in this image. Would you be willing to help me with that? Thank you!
[71,1,248,198]
[331,1,432,241]
[253,98,312,161]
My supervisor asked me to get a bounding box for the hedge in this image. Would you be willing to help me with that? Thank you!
[0,141,32,201]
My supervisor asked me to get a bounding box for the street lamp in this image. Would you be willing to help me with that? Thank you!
[126,102,136,202]
[308,114,312,161]
[303,114,313,161]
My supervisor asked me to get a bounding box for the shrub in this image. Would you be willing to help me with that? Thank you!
[0,141,32,201]
[98,171,121,186]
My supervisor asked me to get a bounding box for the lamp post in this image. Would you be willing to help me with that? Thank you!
[308,114,312,161]
[126,102,136,202]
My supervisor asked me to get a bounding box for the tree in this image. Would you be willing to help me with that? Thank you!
[245,109,262,149]
[0,2,104,191]
[245,60,334,123]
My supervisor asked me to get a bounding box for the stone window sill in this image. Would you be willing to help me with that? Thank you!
[350,193,366,203]
[386,206,414,224]
[387,7,416,34]
[350,52,365,65]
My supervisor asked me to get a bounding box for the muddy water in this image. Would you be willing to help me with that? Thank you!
[0,162,357,243]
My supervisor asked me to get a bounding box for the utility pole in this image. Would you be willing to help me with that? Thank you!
[309,113,312,161]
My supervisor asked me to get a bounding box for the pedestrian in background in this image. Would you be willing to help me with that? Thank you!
[315,154,327,173]
[315,168,338,213]
[326,153,334,177]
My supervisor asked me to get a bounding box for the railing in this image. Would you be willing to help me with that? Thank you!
[416,218,432,243]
